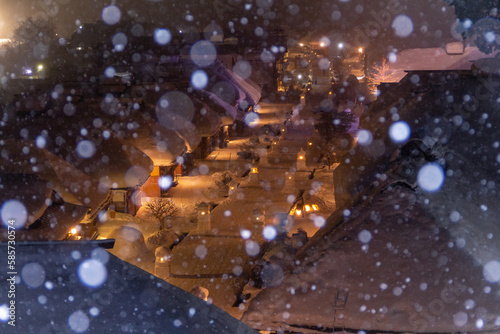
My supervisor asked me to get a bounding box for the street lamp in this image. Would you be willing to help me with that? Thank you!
[338,43,344,49]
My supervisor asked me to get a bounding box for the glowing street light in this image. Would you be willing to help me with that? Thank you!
[320,42,325,47]
[338,43,344,49]
[358,47,363,53]
[299,43,304,47]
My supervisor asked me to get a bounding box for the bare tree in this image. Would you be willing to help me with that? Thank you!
[143,198,180,230]
[367,58,397,95]
[12,17,56,46]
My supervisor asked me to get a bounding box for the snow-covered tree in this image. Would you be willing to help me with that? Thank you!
[143,198,180,230]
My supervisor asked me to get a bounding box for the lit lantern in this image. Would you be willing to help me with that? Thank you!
[297,148,307,170]
[251,167,259,174]
[290,198,320,217]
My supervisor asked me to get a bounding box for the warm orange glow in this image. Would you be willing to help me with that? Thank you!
[304,205,311,212]
[201,211,206,215]
[251,167,259,174]
[299,156,304,160]
[308,142,312,146]
[312,204,319,211]
[358,47,363,53]
[70,228,77,235]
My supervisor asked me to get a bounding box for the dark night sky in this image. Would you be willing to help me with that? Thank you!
[0,0,460,56]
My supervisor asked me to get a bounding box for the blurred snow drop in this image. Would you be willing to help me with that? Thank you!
[158,175,173,190]
[417,163,445,192]
[392,15,413,37]
[78,259,107,288]
[22,262,45,288]
[112,32,127,51]
[260,49,275,63]
[125,166,149,187]
[91,248,110,264]
[313,215,326,228]
[358,230,372,244]
[36,135,46,148]
[190,40,217,67]
[392,286,403,296]
[194,245,208,260]
[263,226,277,241]
[38,295,47,305]
[318,58,331,71]
[1,200,28,228]
[0,304,8,322]
[244,112,260,127]
[233,60,252,79]
[154,28,172,45]
[191,70,208,89]
[389,121,410,143]
[75,140,96,159]
[102,5,121,25]
[388,52,397,63]
[240,229,251,239]
[63,102,76,116]
[89,307,100,317]
[245,240,260,256]
[68,310,90,333]
[483,260,500,283]
[484,32,496,43]
[356,129,373,146]
[453,311,468,327]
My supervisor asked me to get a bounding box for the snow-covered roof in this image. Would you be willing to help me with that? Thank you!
[243,184,500,333]
[0,240,257,333]
[388,46,500,81]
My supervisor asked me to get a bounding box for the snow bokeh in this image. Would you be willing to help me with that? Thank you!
[77,259,107,288]
[1,199,28,228]
[417,163,445,192]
